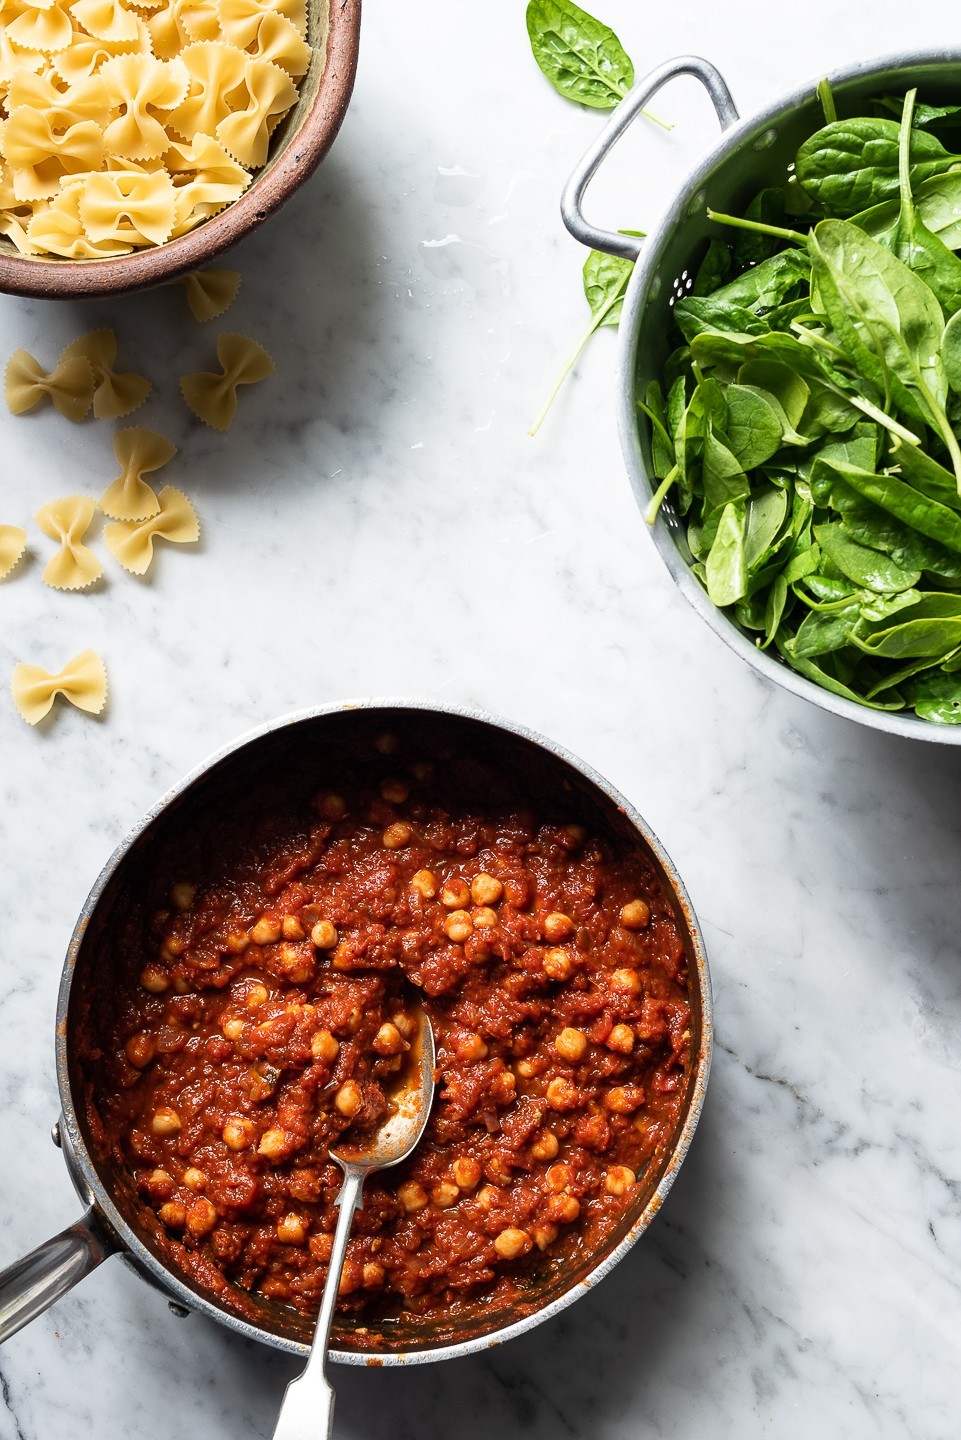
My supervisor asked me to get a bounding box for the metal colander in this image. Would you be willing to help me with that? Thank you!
[562,50,961,745]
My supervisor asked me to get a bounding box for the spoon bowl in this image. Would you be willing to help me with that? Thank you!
[332,1015,437,1173]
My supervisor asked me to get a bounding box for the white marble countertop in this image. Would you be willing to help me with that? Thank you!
[2,2,961,1436]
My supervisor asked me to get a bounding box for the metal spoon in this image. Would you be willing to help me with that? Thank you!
[271,1012,436,1440]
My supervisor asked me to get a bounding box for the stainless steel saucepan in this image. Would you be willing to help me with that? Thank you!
[561,50,961,745]
[0,700,712,1365]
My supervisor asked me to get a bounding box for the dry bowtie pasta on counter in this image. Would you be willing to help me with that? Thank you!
[2,286,271,723]
[177,265,241,321]
[35,493,103,588]
[181,332,273,428]
[101,426,177,519]
[0,0,311,258]
[11,647,107,723]
[104,484,199,572]
[0,523,26,577]
[6,329,149,418]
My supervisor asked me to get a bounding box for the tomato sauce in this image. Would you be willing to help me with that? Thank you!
[78,725,693,1343]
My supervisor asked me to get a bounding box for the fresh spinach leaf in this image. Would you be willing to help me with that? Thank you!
[821,459,961,552]
[892,90,961,318]
[693,239,732,296]
[814,521,921,592]
[795,117,957,215]
[525,0,633,108]
[943,307,961,395]
[529,240,639,434]
[745,486,789,569]
[705,501,748,605]
[793,602,862,657]
[851,613,961,659]
[856,172,961,253]
[723,384,788,468]
[583,248,633,326]
[676,249,810,343]
[824,473,961,580]
[908,669,961,721]
[733,189,791,266]
[777,637,905,708]
[808,219,960,478]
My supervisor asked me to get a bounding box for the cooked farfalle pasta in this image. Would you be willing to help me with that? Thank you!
[0,525,27,578]
[103,484,199,573]
[177,264,240,320]
[61,327,151,417]
[5,347,94,420]
[35,493,102,589]
[0,0,311,258]
[180,331,273,429]
[100,426,175,519]
[11,647,107,724]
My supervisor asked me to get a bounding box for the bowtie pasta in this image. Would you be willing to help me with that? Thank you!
[11,648,107,724]
[5,345,94,418]
[103,484,199,573]
[35,493,103,589]
[177,263,239,319]
[100,425,175,519]
[0,0,313,258]
[181,330,273,428]
[0,523,26,578]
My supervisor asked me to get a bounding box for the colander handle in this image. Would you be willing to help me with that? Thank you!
[561,54,739,261]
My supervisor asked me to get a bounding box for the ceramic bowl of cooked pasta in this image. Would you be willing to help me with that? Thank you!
[0,0,359,298]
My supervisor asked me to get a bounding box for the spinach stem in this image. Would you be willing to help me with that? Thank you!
[925,392,961,492]
[644,465,678,524]
[790,321,847,360]
[845,393,922,446]
[612,81,673,131]
[898,88,917,218]
[706,210,804,244]
[817,78,837,125]
[636,400,674,457]
[528,284,626,436]
[641,108,672,132]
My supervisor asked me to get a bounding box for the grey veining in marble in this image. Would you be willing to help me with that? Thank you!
[2,1,961,1436]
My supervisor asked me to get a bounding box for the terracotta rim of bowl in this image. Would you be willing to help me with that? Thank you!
[0,0,361,299]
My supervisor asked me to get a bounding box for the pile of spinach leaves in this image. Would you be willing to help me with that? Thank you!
[643,86,961,723]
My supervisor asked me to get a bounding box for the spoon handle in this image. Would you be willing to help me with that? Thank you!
[271,1165,365,1440]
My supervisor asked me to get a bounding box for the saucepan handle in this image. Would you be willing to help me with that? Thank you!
[560,54,740,261]
[0,1209,115,1344]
